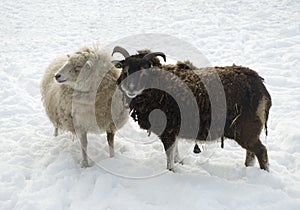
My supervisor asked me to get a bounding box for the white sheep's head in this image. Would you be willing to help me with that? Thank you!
[54,48,105,91]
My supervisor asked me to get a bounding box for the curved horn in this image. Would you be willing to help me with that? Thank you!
[112,46,130,58]
[143,52,166,62]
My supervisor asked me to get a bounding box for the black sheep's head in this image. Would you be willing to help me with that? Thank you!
[112,46,166,98]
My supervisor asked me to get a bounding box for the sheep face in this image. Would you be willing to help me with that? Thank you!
[117,57,153,98]
[114,50,166,98]
[54,53,91,89]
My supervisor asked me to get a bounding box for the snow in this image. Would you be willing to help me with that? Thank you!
[1,0,300,209]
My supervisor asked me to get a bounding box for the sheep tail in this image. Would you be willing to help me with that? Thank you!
[265,116,268,136]
[264,92,272,137]
[264,100,271,136]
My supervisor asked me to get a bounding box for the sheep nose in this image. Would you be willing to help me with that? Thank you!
[55,74,61,80]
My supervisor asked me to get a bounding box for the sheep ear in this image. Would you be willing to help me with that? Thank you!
[112,46,130,58]
[143,52,166,62]
[85,60,93,69]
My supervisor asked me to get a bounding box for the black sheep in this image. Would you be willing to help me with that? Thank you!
[112,46,272,171]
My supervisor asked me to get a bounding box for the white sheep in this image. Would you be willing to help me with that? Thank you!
[40,46,129,167]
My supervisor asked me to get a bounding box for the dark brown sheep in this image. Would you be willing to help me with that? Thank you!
[112,46,272,171]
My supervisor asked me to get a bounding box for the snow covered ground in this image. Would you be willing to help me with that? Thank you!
[1,0,300,209]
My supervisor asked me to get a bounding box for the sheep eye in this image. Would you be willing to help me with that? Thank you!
[143,63,152,69]
[115,63,123,69]
[74,67,81,73]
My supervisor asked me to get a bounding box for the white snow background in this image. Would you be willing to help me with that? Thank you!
[1,0,300,209]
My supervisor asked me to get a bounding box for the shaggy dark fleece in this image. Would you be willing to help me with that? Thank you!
[116,50,271,171]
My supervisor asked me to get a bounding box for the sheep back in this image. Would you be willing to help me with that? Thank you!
[129,64,271,141]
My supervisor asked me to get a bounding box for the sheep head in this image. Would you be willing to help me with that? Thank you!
[112,46,166,98]
[54,48,101,91]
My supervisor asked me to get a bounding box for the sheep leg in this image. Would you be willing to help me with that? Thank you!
[245,150,256,167]
[174,140,183,164]
[253,140,269,171]
[78,131,89,167]
[161,135,176,171]
[247,139,269,171]
[54,127,58,137]
[106,132,115,158]
[166,144,176,171]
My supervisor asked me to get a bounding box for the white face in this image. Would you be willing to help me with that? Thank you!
[54,59,92,89]
[55,61,76,84]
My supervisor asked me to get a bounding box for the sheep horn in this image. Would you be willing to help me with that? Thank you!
[143,52,166,62]
[112,46,130,58]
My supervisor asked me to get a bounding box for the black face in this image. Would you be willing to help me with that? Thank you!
[112,47,166,98]
[116,57,153,98]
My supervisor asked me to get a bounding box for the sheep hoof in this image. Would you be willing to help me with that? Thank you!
[175,159,184,165]
[168,168,175,173]
[266,165,270,172]
[167,163,175,172]
[109,150,115,158]
[261,163,270,172]
[80,160,89,168]
[193,144,201,154]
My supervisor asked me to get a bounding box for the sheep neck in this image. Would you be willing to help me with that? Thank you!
[72,89,97,106]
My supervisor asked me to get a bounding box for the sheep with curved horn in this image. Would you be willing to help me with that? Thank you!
[113,47,272,171]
